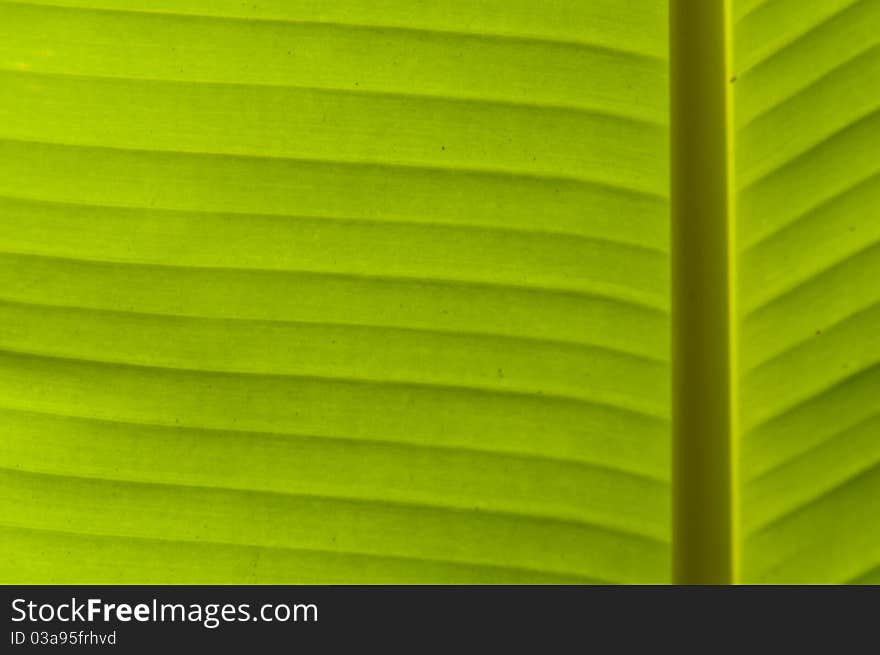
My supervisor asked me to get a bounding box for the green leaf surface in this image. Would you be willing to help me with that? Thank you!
[0,0,670,583]
[733,0,880,584]
[0,0,877,584]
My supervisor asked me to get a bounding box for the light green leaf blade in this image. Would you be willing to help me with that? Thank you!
[733,0,880,583]
[0,1,670,583]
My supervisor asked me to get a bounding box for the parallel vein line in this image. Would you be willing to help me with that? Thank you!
[734,0,773,25]
[0,192,669,255]
[745,363,880,434]
[0,347,670,421]
[735,0,867,77]
[0,136,669,201]
[746,459,880,537]
[0,297,668,365]
[738,106,880,193]
[0,250,668,313]
[845,562,880,584]
[0,523,614,582]
[744,300,880,374]
[743,240,880,320]
[737,42,880,130]
[0,0,666,62]
[0,67,667,128]
[740,170,880,253]
[745,411,880,484]
[0,404,668,483]
[0,465,668,544]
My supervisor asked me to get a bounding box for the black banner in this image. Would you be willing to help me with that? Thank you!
[2,585,876,651]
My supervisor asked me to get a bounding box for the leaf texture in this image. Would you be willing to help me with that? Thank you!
[5,0,876,586]
[733,0,880,583]
[0,1,670,583]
